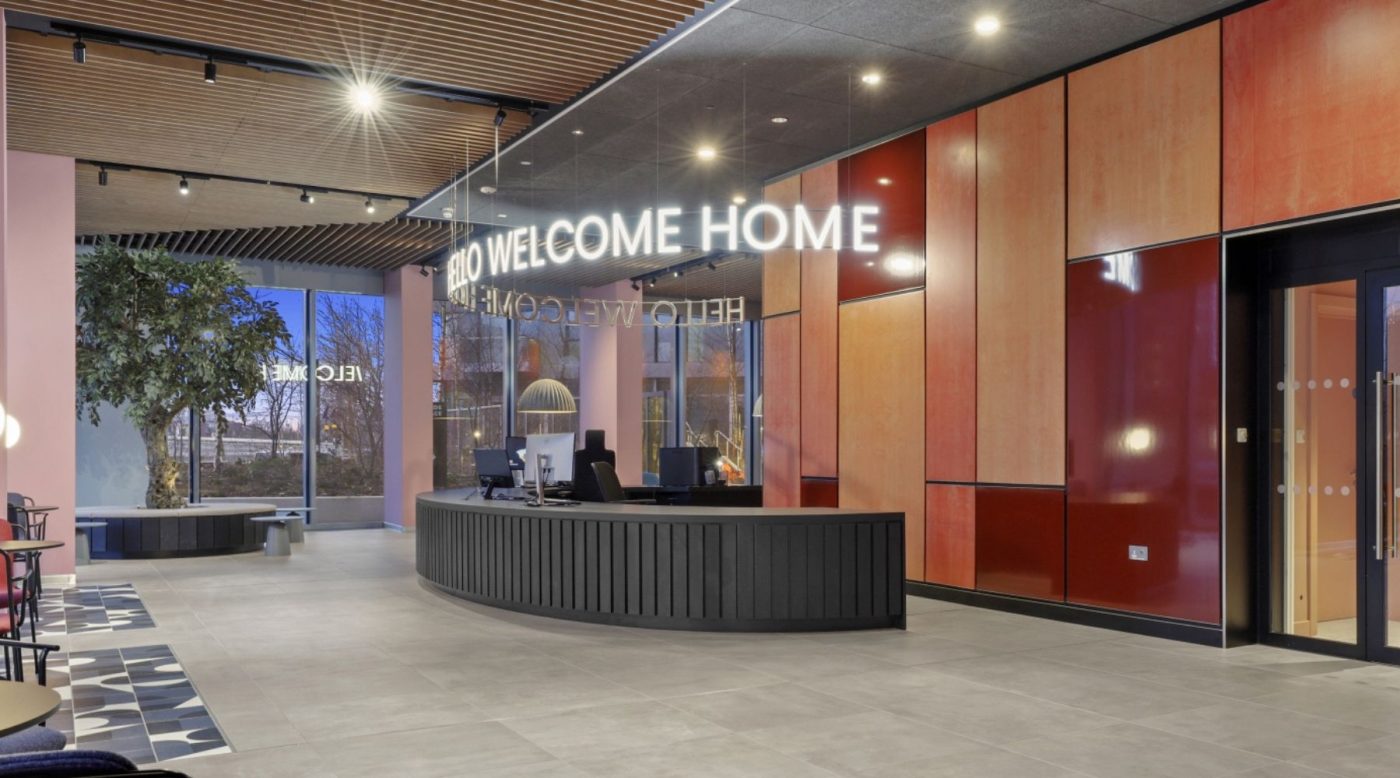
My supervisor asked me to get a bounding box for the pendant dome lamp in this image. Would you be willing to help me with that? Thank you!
[517,378,577,414]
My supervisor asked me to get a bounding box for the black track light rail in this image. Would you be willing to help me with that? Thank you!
[7,11,551,114]
[80,159,408,203]
[630,251,730,289]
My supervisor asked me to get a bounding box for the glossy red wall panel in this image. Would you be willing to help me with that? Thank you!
[925,112,977,483]
[1066,238,1221,624]
[838,129,926,302]
[762,314,801,508]
[926,483,975,588]
[1224,0,1400,230]
[976,486,1065,601]
[801,478,839,508]
[801,162,839,479]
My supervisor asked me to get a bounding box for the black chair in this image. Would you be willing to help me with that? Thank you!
[0,637,64,756]
[590,462,654,505]
[572,430,616,502]
[7,494,46,597]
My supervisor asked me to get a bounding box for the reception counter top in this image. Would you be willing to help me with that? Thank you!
[416,490,906,631]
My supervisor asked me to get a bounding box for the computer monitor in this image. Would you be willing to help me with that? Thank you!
[660,446,722,487]
[506,436,527,470]
[524,433,576,485]
[473,449,515,499]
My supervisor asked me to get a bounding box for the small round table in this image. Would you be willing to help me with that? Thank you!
[0,539,64,556]
[275,507,314,543]
[0,681,61,737]
[251,516,295,557]
[74,522,106,565]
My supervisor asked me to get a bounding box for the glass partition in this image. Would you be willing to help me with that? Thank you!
[684,322,749,484]
[315,292,385,499]
[433,303,507,488]
[642,315,677,485]
[514,317,580,436]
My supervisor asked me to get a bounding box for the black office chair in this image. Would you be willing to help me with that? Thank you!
[590,462,654,505]
[572,430,616,502]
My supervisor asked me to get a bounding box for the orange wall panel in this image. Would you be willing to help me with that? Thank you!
[1225,0,1400,230]
[762,176,802,316]
[925,112,977,483]
[1068,21,1220,258]
[839,291,926,576]
[800,162,839,478]
[762,313,801,507]
[925,483,975,588]
[976,79,1067,486]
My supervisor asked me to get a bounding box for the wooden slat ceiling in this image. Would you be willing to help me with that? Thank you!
[78,218,453,271]
[4,0,709,237]
[6,0,709,104]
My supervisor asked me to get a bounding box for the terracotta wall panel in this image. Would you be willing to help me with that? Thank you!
[839,291,926,576]
[801,162,839,478]
[837,129,926,302]
[1225,0,1400,230]
[762,313,801,507]
[977,79,1067,486]
[925,112,978,483]
[1068,22,1220,258]
[976,486,1066,601]
[1067,238,1221,624]
[763,175,802,316]
[925,483,975,588]
[801,478,839,508]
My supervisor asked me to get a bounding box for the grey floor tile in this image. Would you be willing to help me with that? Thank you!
[569,733,837,777]
[502,700,728,761]
[666,682,870,732]
[1294,733,1400,777]
[878,747,1084,777]
[308,719,555,777]
[1006,721,1278,777]
[1139,700,1387,761]
[740,709,989,776]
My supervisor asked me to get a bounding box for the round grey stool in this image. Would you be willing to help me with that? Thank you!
[74,521,106,566]
[250,516,293,557]
[275,508,313,543]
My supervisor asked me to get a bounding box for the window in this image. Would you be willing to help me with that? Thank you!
[433,303,507,488]
[315,292,384,497]
[684,322,749,484]
[514,317,580,436]
[199,287,306,499]
[642,315,676,485]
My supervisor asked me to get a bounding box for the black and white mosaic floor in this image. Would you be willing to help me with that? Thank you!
[20,584,230,765]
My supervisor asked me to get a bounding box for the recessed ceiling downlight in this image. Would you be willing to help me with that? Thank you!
[974,15,1002,36]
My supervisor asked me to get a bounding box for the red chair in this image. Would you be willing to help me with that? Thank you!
[0,521,38,680]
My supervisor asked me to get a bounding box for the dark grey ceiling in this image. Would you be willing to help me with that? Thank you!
[410,0,1239,297]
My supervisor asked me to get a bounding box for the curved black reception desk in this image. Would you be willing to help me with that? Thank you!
[77,502,278,559]
[417,490,905,631]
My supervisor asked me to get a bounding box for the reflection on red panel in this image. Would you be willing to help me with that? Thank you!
[1066,238,1221,624]
[838,129,926,302]
[925,113,977,482]
[926,483,975,588]
[763,314,801,508]
[975,486,1065,601]
[801,478,839,508]
[1224,0,1400,229]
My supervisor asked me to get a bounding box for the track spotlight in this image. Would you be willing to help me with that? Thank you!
[178,176,190,195]
[707,262,717,271]
[300,189,314,204]
[494,107,507,127]
[673,270,682,278]
[98,167,108,186]
[648,278,656,288]
[418,263,431,277]
[349,82,381,112]
[365,197,376,214]
[204,58,217,84]
[73,36,87,64]
[631,281,640,291]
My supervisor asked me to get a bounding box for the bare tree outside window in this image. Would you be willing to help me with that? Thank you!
[316,293,385,496]
[434,304,506,487]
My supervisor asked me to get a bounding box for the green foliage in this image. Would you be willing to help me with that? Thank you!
[75,241,289,507]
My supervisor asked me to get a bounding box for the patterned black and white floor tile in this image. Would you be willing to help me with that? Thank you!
[64,645,230,764]
[37,583,157,637]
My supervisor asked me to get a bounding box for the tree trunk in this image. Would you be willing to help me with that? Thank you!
[140,420,184,509]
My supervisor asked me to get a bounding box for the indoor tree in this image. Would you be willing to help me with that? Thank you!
[76,241,289,508]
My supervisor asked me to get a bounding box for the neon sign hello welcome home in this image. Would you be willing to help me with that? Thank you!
[444,204,881,294]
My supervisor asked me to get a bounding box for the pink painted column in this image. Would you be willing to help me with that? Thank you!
[5,151,76,576]
[579,281,643,484]
[0,11,10,508]
[382,266,433,530]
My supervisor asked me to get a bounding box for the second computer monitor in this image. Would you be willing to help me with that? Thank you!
[524,432,576,484]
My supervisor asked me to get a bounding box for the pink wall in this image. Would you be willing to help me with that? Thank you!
[579,281,643,484]
[5,151,75,575]
[0,13,9,506]
[382,265,433,529]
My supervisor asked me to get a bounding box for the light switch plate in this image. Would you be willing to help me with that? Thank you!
[1236,427,1248,443]
[1128,545,1149,562]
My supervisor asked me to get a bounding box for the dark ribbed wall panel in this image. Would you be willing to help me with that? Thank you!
[416,499,905,631]
[89,509,269,559]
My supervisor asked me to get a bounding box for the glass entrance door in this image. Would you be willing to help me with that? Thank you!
[1266,269,1400,662]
